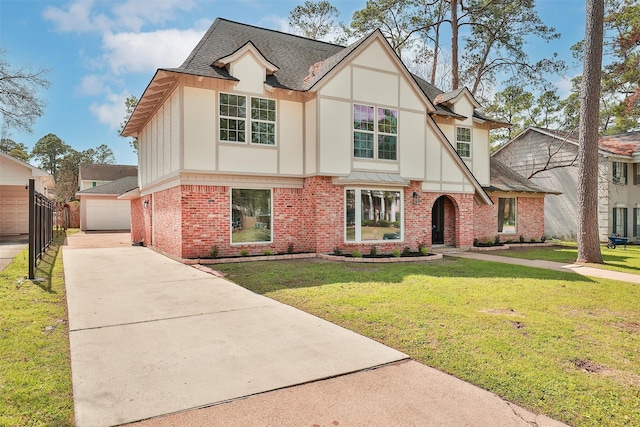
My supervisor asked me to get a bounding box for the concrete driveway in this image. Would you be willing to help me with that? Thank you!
[0,235,28,271]
[63,234,407,426]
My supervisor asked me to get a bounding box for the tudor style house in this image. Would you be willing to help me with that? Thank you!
[494,126,640,241]
[121,18,552,260]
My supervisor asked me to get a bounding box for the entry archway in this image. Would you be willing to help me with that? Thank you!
[431,195,457,246]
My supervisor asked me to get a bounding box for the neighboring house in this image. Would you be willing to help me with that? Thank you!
[493,126,640,241]
[76,164,138,231]
[121,18,553,260]
[0,151,54,235]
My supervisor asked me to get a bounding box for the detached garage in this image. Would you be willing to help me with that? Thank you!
[0,152,54,235]
[77,176,138,231]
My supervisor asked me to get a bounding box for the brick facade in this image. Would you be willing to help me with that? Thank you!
[474,194,546,243]
[130,177,486,259]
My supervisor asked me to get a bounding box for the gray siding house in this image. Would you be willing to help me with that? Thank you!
[493,127,640,241]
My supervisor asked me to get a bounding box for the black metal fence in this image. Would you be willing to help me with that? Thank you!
[28,178,54,279]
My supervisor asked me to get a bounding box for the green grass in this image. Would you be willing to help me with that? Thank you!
[217,258,640,427]
[497,241,640,275]
[0,232,74,427]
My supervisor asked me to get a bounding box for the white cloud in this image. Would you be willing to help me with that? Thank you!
[89,90,131,131]
[43,0,113,34]
[77,74,110,96]
[554,74,577,98]
[102,28,204,74]
[43,0,195,34]
[112,0,196,32]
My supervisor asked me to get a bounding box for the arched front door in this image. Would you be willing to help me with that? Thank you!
[432,196,445,244]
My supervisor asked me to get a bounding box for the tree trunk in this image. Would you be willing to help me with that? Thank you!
[430,22,440,86]
[450,0,459,89]
[576,0,605,264]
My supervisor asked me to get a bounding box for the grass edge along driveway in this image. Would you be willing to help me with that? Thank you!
[0,232,73,427]
[216,257,640,427]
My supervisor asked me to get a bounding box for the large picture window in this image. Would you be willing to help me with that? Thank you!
[497,197,516,233]
[456,127,471,158]
[353,104,398,160]
[220,93,276,145]
[346,189,402,242]
[231,189,272,243]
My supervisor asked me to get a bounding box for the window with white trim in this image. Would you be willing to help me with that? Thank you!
[353,104,398,160]
[613,207,627,236]
[497,197,516,233]
[231,189,272,243]
[612,161,627,184]
[346,189,402,242]
[219,93,276,145]
[456,127,471,158]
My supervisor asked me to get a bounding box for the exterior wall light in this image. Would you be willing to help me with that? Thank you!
[412,191,420,205]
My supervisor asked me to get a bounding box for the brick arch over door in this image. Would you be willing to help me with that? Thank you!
[431,195,458,247]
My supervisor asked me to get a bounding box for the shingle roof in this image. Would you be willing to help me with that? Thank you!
[76,176,139,195]
[486,158,560,194]
[598,131,640,156]
[163,18,345,91]
[79,164,138,181]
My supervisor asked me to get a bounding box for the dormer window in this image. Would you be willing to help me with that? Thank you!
[219,93,276,145]
[456,127,471,158]
[353,104,398,160]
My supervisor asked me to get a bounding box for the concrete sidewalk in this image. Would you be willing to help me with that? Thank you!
[63,234,567,427]
[450,251,640,284]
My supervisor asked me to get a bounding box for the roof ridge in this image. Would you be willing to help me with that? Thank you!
[215,17,345,48]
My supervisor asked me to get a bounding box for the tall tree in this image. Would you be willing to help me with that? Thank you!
[289,0,340,40]
[118,95,139,154]
[0,49,51,133]
[93,144,116,164]
[0,138,30,162]
[576,0,605,264]
[31,133,71,181]
[55,145,116,202]
[462,0,564,98]
[348,0,564,95]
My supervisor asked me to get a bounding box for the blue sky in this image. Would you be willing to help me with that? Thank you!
[1,0,586,166]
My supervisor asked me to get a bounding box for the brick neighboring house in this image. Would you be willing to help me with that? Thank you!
[121,18,554,260]
[494,127,640,241]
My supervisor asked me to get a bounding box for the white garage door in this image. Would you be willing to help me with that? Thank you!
[85,198,131,230]
[0,186,28,234]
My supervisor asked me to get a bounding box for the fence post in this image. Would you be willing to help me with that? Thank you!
[28,178,35,279]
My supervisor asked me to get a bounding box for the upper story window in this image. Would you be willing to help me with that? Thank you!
[219,93,276,145]
[612,161,627,185]
[353,104,398,160]
[456,127,471,158]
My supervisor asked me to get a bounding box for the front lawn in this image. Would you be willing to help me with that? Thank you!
[0,232,73,426]
[217,258,640,427]
[498,241,640,275]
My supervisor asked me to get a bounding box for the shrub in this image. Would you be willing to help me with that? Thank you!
[530,237,537,243]
[240,249,249,257]
[402,246,412,256]
[378,220,391,227]
[333,247,343,256]
[369,246,377,256]
[209,245,219,259]
[506,238,513,244]
[353,250,363,258]
[287,243,295,254]
[392,248,401,257]
[519,235,525,243]
[487,240,494,245]
[473,238,479,247]
[263,248,273,256]
[494,235,500,244]
[541,235,546,242]
[420,246,429,256]
[362,219,376,227]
